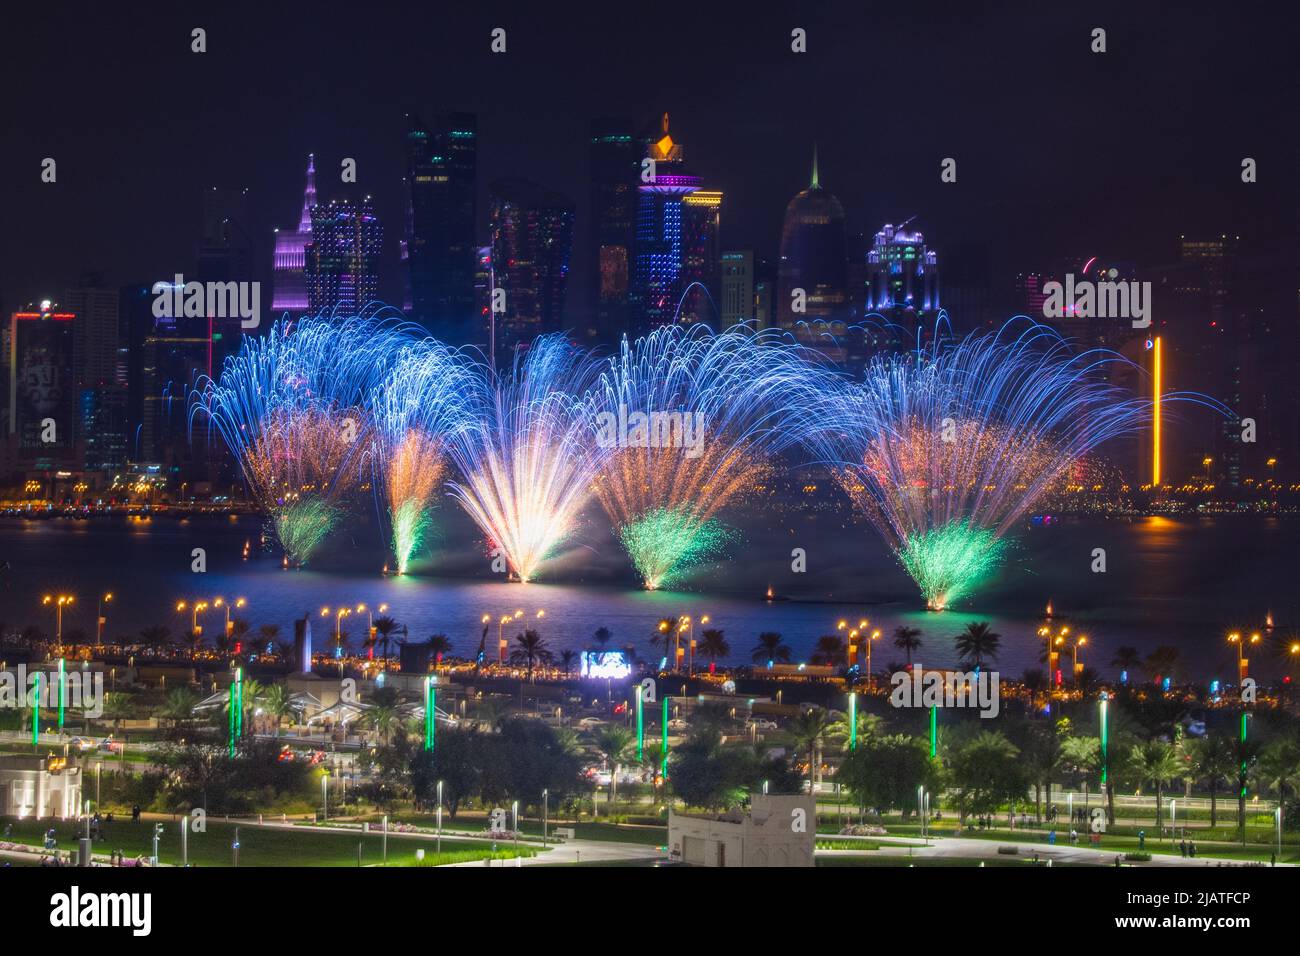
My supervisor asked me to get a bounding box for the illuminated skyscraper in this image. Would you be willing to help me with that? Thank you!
[777,149,848,335]
[588,118,639,344]
[6,300,76,469]
[631,114,722,334]
[406,112,478,343]
[487,178,575,358]
[271,154,316,314]
[863,220,940,340]
[720,250,754,326]
[304,198,383,316]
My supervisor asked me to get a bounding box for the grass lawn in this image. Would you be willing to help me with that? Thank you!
[0,815,537,867]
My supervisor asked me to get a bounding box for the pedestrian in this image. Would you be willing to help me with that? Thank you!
[1189,841,1196,858]
[1180,838,1187,857]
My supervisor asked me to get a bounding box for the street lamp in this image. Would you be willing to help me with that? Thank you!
[1227,631,1261,684]
[96,593,113,648]
[42,594,74,646]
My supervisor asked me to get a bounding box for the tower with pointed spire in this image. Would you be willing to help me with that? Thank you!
[777,145,848,333]
[271,155,316,313]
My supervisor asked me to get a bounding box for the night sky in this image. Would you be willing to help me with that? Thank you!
[5,1,1299,315]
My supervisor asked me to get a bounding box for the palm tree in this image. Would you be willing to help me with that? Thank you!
[425,634,452,671]
[592,627,612,648]
[593,726,636,814]
[953,622,1001,669]
[1254,737,1300,804]
[1127,740,1182,829]
[558,649,578,677]
[260,684,293,738]
[139,625,171,653]
[159,687,199,727]
[510,629,551,681]
[828,709,882,749]
[373,615,400,665]
[789,707,833,792]
[1186,734,1236,827]
[367,700,401,747]
[183,629,204,659]
[751,632,791,665]
[230,618,251,653]
[1111,646,1142,681]
[811,634,846,667]
[1144,645,1181,684]
[651,618,677,656]
[258,623,281,650]
[893,626,923,665]
[697,628,730,666]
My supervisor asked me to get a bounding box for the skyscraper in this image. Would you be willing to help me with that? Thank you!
[588,118,639,344]
[777,149,848,335]
[681,190,723,323]
[631,114,722,334]
[271,154,316,315]
[720,250,754,326]
[304,197,383,316]
[6,300,76,470]
[863,220,940,340]
[487,179,576,360]
[406,112,478,343]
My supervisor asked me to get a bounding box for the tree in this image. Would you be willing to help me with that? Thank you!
[811,635,846,667]
[697,628,730,665]
[258,623,281,650]
[558,648,578,677]
[828,709,883,750]
[789,707,833,792]
[651,619,677,655]
[592,627,612,648]
[1254,737,1300,804]
[1111,646,1142,681]
[139,625,171,652]
[427,634,453,670]
[1127,740,1182,830]
[1144,645,1181,684]
[158,687,199,728]
[893,626,923,666]
[510,629,551,681]
[593,726,636,813]
[261,684,293,738]
[947,731,1027,823]
[230,618,251,652]
[373,615,401,664]
[953,622,1001,669]
[751,632,791,665]
[410,727,480,817]
[1186,734,1236,827]
[837,734,936,815]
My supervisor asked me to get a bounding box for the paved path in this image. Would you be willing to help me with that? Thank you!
[821,835,1289,867]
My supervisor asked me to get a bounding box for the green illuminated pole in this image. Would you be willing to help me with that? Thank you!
[1240,711,1249,845]
[32,671,41,746]
[229,667,243,757]
[660,696,669,777]
[929,706,937,758]
[1099,695,1108,789]
[848,692,857,752]
[57,658,66,731]
[635,685,644,760]
[424,676,436,751]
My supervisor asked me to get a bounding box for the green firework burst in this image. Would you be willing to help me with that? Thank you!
[275,500,340,566]
[897,521,1007,610]
[390,499,434,575]
[618,507,731,590]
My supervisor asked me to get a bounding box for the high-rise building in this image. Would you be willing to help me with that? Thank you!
[720,251,754,326]
[64,275,119,389]
[406,112,478,343]
[1014,272,1049,319]
[6,301,76,470]
[863,220,940,339]
[777,149,848,335]
[487,178,576,359]
[631,114,722,334]
[304,197,383,316]
[271,154,316,315]
[588,118,639,344]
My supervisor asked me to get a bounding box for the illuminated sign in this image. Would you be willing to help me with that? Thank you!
[580,650,631,680]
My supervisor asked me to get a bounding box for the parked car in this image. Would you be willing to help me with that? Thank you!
[68,736,97,753]
[98,738,124,754]
[746,719,779,731]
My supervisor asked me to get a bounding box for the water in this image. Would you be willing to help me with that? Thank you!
[0,505,1295,683]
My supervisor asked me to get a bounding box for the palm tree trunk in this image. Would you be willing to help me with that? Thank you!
[1209,781,1218,828]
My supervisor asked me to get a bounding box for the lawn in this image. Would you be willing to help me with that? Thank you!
[0,815,537,867]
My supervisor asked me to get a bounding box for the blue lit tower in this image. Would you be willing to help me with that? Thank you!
[630,114,721,334]
[271,155,316,314]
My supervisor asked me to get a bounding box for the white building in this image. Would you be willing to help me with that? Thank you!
[668,794,815,867]
[0,753,83,820]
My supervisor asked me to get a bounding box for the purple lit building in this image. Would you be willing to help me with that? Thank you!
[304,196,383,316]
[271,155,316,315]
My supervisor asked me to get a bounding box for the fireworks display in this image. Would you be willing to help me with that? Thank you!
[443,335,608,583]
[371,341,476,573]
[192,314,411,566]
[806,320,1208,610]
[590,324,828,589]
